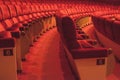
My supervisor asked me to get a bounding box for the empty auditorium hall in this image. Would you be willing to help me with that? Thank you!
[0,0,120,80]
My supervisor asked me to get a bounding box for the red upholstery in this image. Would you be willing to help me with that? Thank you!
[0,5,11,19]
[13,5,28,27]
[7,5,17,17]
[4,0,11,4]
[98,17,106,35]
[0,30,11,38]
[15,1,22,5]
[76,30,85,34]
[0,0,4,4]
[0,23,5,32]
[0,37,15,48]
[78,40,94,48]
[60,16,109,59]
[104,18,114,40]
[9,0,17,4]
[21,5,33,23]
[0,5,15,48]
[112,21,120,44]
[71,48,108,59]
[0,5,15,30]
[0,7,3,21]
[92,16,98,29]
[92,14,120,51]
[61,16,80,49]
[31,5,40,19]
[15,5,23,16]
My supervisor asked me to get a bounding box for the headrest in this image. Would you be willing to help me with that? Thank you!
[62,16,75,31]
[0,5,11,19]
[14,5,23,16]
[7,5,17,17]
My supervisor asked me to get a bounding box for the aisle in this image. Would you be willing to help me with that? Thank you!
[18,28,75,80]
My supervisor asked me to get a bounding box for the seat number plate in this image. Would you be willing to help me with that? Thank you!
[3,49,13,56]
[96,59,105,65]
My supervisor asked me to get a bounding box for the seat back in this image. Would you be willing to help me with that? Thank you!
[9,0,17,4]
[21,5,31,21]
[104,18,114,40]
[14,5,25,22]
[14,5,23,16]
[3,0,11,5]
[0,0,4,4]
[56,15,80,80]
[112,20,120,45]
[0,5,13,30]
[0,5,5,32]
[7,5,19,24]
[7,5,17,18]
[57,16,80,49]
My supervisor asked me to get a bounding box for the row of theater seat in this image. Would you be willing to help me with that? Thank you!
[92,13,120,45]
[56,12,113,80]
[0,1,57,73]
[0,0,117,77]
[58,6,118,24]
[56,14,111,59]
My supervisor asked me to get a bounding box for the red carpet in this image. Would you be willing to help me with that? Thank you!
[107,63,120,80]
[18,28,75,80]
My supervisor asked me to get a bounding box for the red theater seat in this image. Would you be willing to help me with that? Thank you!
[0,0,4,4]
[0,4,32,71]
[29,5,43,36]
[104,18,114,40]
[0,36,15,48]
[92,16,106,35]
[60,16,110,59]
[60,16,94,48]
[3,0,11,4]
[9,0,17,4]
[112,20,120,45]
[0,23,15,48]
[13,5,40,43]
[98,17,106,35]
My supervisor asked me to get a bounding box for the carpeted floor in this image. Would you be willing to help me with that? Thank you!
[18,28,75,80]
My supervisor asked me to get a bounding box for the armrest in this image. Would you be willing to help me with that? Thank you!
[76,34,89,40]
[80,34,89,39]
[34,18,40,22]
[0,38,15,48]
[77,40,94,48]
[86,39,98,45]
[26,19,37,26]
[9,23,24,31]
[30,19,36,24]
[76,35,84,40]
[11,31,21,38]
[5,24,25,38]
[76,30,85,34]
[22,21,30,30]
[13,23,29,31]
[76,26,82,30]
[71,48,111,59]
[0,31,11,38]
